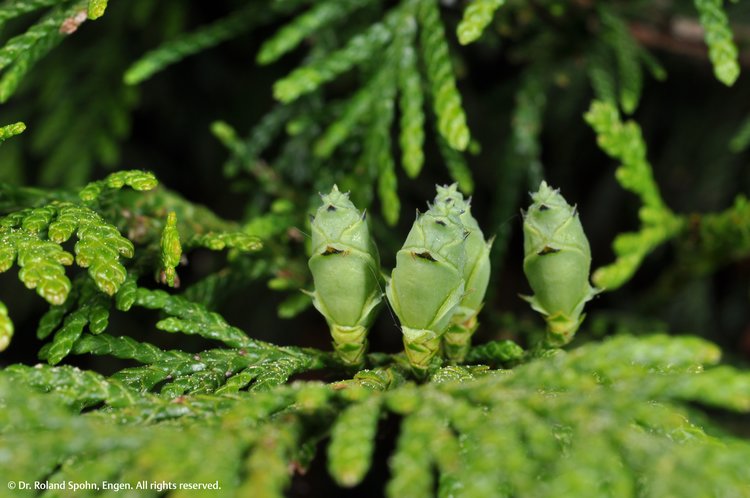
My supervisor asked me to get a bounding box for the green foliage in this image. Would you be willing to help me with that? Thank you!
[598,7,643,114]
[237,0,477,223]
[211,106,292,178]
[57,203,133,295]
[0,0,60,28]
[586,40,618,105]
[124,3,271,85]
[464,339,525,365]
[87,0,107,20]
[257,0,371,65]
[509,70,546,187]
[694,0,740,86]
[457,0,505,45]
[419,0,470,152]
[188,231,262,252]
[328,396,382,486]
[0,0,117,107]
[31,278,330,396]
[366,66,399,226]
[675,194,750,277]
[263,5,408,222]
[0,120,25,142]
[3,334,750,496]
[0,300,12,351]
[0,2,75,102]
[133,287,271,351]
[78,169,157,201]
[386,406,444,498]
[584,101,684,291]
[397,33,424,179]
[729,113,750,152]
[586,7,666,115]
[273,18,392,104]
[0,217,73,305]
[584,100,750,293]
[0,170,156,348]
[159,211,181,287]
[313,77,379,160]
[38,276,110,365]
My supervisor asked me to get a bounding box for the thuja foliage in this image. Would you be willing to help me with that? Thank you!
[1,0,750,497]
[2,334,750,497]
[1,171,156,309]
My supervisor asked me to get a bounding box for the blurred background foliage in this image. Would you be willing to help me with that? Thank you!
[1,0,749,376]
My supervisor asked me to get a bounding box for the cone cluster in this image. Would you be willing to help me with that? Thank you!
[308,181,594,373]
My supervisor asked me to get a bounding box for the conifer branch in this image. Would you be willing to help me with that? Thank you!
[0,121,25,142]
[457,0,506,45]
[3,334,750,495]
[694,0,740,85]
[585,101,685,291]
[419,0,471,152]
[124,3,271,85]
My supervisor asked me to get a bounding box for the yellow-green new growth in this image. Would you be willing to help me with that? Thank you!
[0,121,25,143]
[79,170,158,202]
[522,182,597,346]
[694,0,740,86]
[87,0,108,20]
[0,301,12,351]
[457,0,506,45]
[584,101,684,290]
[434,184,492,362]
[308,186,382,366]
[160,212,181,287]
[386,192,468,375]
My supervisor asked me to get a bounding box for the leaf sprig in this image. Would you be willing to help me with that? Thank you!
[2,334,750,496]
[585,101,684,291]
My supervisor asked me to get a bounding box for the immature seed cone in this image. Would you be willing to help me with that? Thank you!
[434,184,492,362]
[308,186,382,365]
[386,196,467,375]
[522,181,597,347]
